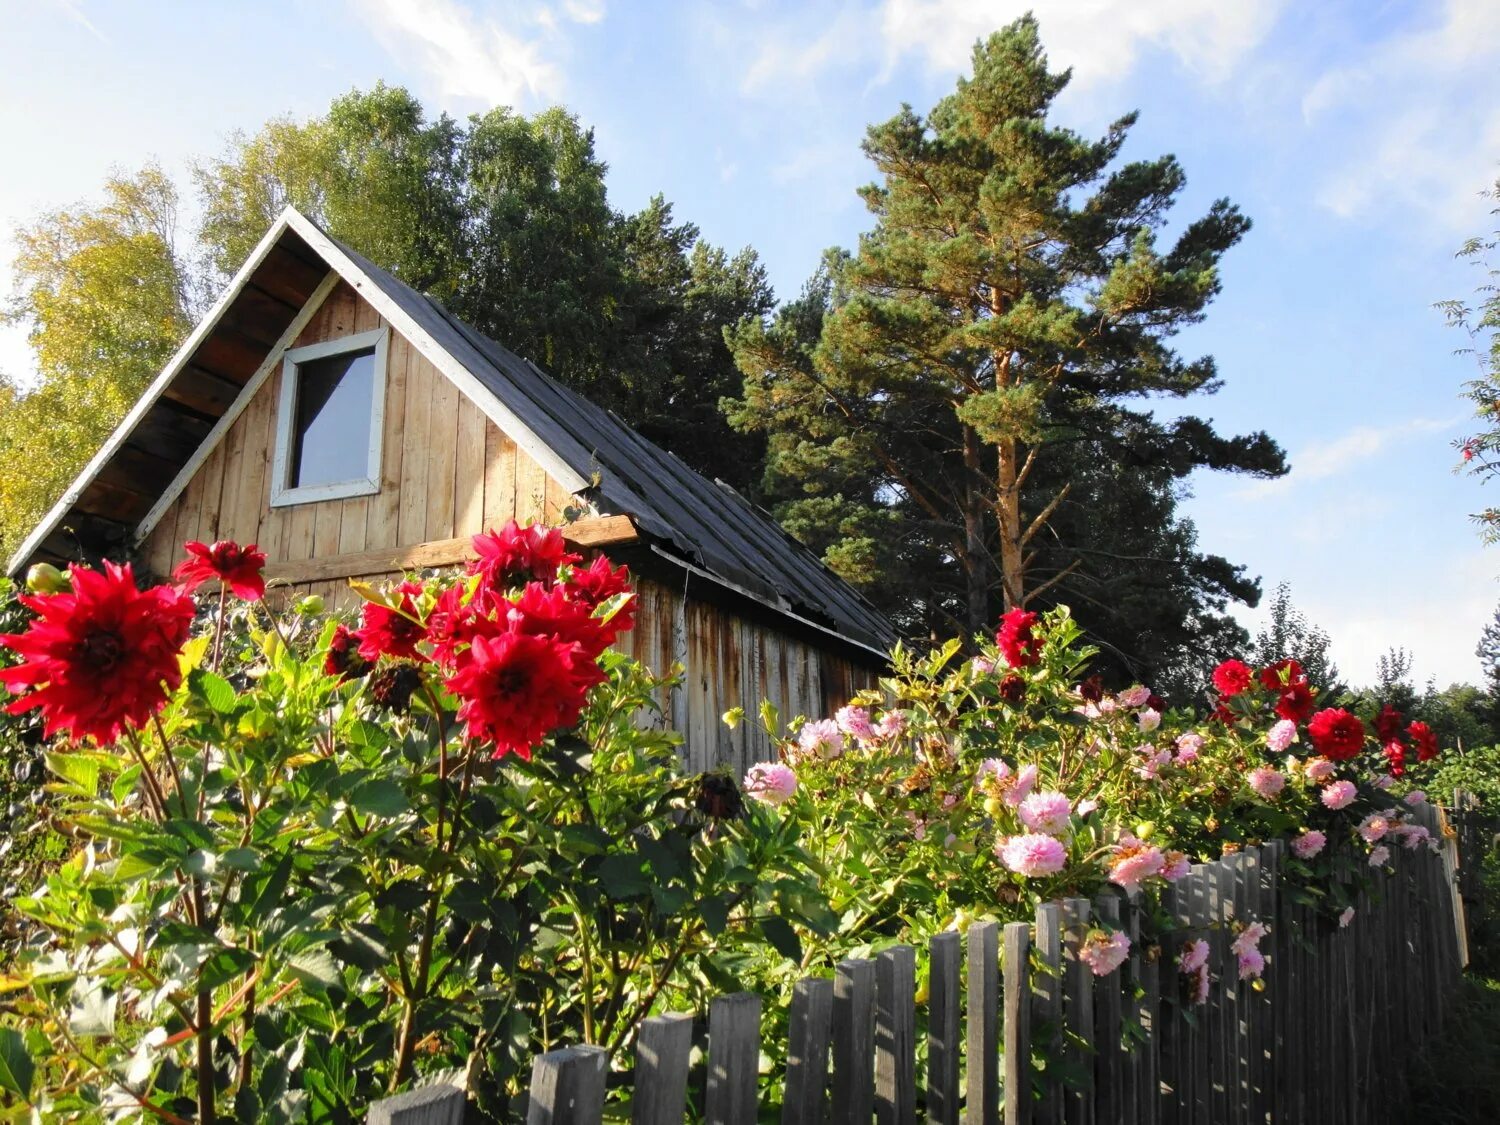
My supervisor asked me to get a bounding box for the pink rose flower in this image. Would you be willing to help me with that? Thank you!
[1018,790,1073,836]
[1138,708,1162,732]
[1248,767,1285,800]
[743,762,797,805]
[1079,930,1131,976]
[1266,719,1298,753]
[1117,685,1151,708]
[798,719,844,760]
[835,705,875,743]
[1368,845,1390,867]
[997,833,1068,877]
[1291,830,1326,859]
[1305,758,1336,782]
[1321,780,1357,810]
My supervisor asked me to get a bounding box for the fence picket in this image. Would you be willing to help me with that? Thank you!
[1002,921,1032,1125]
[1060,897,1094,1125]
[967,921,1001,1125]
[633,1013,693,1125]
[875,945,917,1125]
[1092,895,1123,1125]
[528,1045,609,1125]
[368,1082,467,1125]
[928,932,962,1125]
[833,959,877,1125]
[783,979,834,1125]
[1033,903,1064,1124]
[706,993,761,1125]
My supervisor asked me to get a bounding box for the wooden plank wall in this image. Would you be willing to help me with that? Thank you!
[141,281,572,578]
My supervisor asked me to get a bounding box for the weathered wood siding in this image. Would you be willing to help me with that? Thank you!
[140,280,879,776]
[142,281,574,576]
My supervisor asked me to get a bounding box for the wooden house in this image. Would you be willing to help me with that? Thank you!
[6,208,895,772]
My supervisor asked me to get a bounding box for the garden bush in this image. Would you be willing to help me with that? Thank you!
[0,529,1454,1121]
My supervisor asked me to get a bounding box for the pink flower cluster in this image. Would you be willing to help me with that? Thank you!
[1231,922,1268,981]
[1291,830,1326,859]
[1247,766,1285,800]
[797,719,844,760]
[1178,939,1211,1004]
[1079,930,1131,976]
[977,759,1037,807]
[1105,834,1187,891]
[1018,791,1073,836]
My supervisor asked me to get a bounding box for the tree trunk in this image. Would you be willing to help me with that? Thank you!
[962,423,991,634]
[995,436,1024,610]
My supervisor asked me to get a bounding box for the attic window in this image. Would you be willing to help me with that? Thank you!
[271,328,388,507]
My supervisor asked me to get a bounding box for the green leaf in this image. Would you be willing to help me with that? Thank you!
[199,947,257,991]
[288,949,341,991]
[758,916,803,963]
[699,894,730,936]
[220,848,262,873]
[597,854,649,898]
[45,751,100,798]
[0,1027,35,1101]
[349,778,409,818]
[193,669,239,714]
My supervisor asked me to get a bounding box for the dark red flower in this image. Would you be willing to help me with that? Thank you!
[1146,693,1166,713]
[0,562,195,743]
[325,624,371,680]
[1307,708,1367,762]
[1374,704,1405,744]
[444,631,592,758]
[1274,682,1316,724]
[1212,659,1254,698]
[425,582,485,669]
[1258,659,1307,692]
[1408,720,1439,762]
[470,521,581,591]
[367,662,423,714]
[1383,740,1407,778]
[566,555,637,644]
[506,582,611,670]
[1078,675,1104,703]
[998,674,1026,705]
[695,773,744,820]
[173,540,267,602]
[996,609,1041,668]
[356,582,428,662]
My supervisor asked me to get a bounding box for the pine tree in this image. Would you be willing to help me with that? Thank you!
[728,16,1286,644]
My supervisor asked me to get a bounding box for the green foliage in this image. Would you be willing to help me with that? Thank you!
[1439,175,1500,541]
[0,166,194,559]
[725,16,1285,685]
[2,587,827,1121]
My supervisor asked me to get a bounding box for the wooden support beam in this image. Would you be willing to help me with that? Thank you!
[263,514,638,584]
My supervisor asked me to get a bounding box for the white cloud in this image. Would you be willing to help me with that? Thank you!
[877,0,1284,93]
[349,0,606,108]
[1305,0,1500,232]
[1237,416,1460,500]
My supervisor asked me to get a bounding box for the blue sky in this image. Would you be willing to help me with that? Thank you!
[3,0,1499,687]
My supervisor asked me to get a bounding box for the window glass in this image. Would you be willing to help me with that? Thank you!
[290,348,375,488]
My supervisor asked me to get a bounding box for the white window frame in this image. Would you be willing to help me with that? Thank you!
[270,327,389,508]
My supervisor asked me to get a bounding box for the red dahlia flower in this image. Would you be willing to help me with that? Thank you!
[1383,740,1407,777]
[1307,708,1367,762]
[1258,659,1307,692]
[173,539,268,601]
[566,555,636,644]
[996,609,1041,668]
[1212,659,1253,697]
[0,562,195,743]
[324,624,370,680]
[445,631,593,758]
[356,581,428,662]
[1374,704,1405,744]
[470,521,581,591]
[1274,682,1315,724]
[1408,720,1439,762]
[998,674,1026,705]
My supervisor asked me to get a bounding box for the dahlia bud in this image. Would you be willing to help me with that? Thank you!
[25,562,68,595]
[297,594,326,615]
[695,772,744,820]
[366,663,423,714]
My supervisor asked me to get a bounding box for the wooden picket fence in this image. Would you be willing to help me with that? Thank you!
[368,798,1478,1125]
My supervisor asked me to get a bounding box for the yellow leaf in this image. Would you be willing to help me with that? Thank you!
[177,636,210,678]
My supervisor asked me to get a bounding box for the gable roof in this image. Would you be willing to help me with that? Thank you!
[9,208,896,657]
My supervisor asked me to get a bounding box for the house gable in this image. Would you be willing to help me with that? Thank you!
[141,280,577,580]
